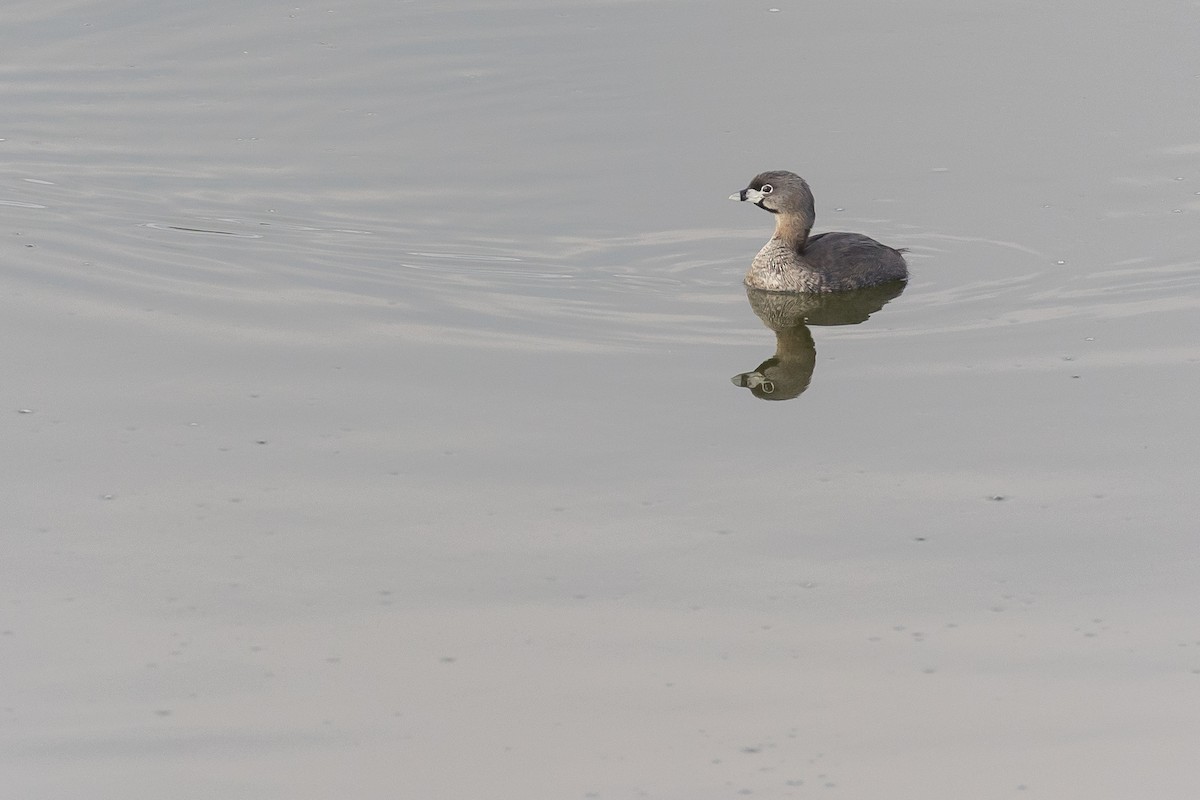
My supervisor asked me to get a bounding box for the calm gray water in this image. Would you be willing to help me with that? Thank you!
[4,1,1200,798]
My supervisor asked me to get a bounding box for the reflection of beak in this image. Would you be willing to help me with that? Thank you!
[730,371,775,393]
[729,188,766,203]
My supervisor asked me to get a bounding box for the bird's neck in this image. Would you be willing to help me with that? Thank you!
[773,213,812,251]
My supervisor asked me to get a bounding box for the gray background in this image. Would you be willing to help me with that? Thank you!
[4,1,1199,798]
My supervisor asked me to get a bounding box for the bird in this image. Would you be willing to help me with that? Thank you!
[730,170,907,293]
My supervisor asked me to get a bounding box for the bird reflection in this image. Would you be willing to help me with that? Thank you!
[731,280,906,401]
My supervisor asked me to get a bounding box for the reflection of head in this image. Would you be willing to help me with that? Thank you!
[731,353,813,400]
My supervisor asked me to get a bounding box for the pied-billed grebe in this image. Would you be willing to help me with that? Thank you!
[730,170,907,293]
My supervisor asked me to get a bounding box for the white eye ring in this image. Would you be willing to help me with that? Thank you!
[760,184,773,194]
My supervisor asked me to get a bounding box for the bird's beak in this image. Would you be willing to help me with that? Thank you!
[729,188,766,203]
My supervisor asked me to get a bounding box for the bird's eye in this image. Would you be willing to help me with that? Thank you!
[760,184,773,195]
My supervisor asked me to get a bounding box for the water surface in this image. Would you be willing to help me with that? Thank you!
[4,2,1200,798]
